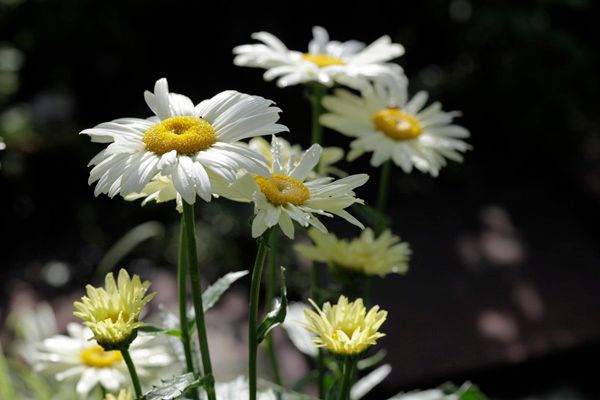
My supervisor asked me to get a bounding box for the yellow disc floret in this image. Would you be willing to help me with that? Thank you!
[303,53,345,67]
[73,269,155,350]
[372,108,422,141]
[255,174,310,206]
[143,116,217,155]
[80,345,123,368]
[303,295,387,355]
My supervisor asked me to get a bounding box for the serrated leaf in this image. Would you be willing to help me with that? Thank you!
[256,267,288,344]
[202,270,249,310]
[188,270,249,328]
[142,373,213,400]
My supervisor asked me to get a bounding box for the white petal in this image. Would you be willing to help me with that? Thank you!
[278,210,295,239]
[144,78,171,120]
[252,209,269,238]
[76,368,100,397]
[308,26,329,54]
[289,144,322,181]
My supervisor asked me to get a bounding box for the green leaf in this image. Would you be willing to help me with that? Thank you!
[137,324,183,339]
[188,270,249,329]
[256,267,288,344]
[0,342,17,400]
[94,221,164,282]
[142,373,213,400]
[356,349,387,370]
[456,383,487,400]
[203,270,249,310]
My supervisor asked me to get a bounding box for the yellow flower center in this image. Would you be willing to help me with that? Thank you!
[372,108,422,141]
[143,116,217,155]
[255,174,310,206]
[80,345,123,368]
[303,53,345,67]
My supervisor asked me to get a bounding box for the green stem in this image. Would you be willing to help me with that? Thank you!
[308,82,328,399]
[249,231,272,400]
[375,160,393,235]
[178,219,199,400]
[337,357,355,400]
[121,348,142,399]
[309,83,327,147]
[265,230,282,387]
[182,202,216,400]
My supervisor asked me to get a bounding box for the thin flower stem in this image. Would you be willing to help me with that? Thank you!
[121,347,142,399]
[182,202,216,400]
[309,83,327,148]
[308,82,328,399]
[249,230,272,400]
[375,160,393,235]
[265,230,283,387]
[337,356,355,400]
[178,219,200,400]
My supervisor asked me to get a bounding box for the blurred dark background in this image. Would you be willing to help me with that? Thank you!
[1,0,599,398]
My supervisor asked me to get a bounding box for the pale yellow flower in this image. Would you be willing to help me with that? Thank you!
[295,228,411,277]
[303,295,387,355]
[105,388,133,400]
[74,269,155,349]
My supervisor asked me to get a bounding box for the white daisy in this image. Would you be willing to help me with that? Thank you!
[221,136,368,239]
[249,136,346,178]
[320,83,472,176]
[233,26,406,102]
[33,323,172,398]
[125,137,348,211]
[81,78,288,204]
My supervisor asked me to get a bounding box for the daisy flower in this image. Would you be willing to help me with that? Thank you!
[81,78,287,204]
[233,26,406,100]
[222,136,368,239]
[303,295,387,355]
[294,227,411,277]
[320,83,472,176]
[249,136,346,178]
[73,269,155,349]
[33,323,171,398]
[125,136,348,211]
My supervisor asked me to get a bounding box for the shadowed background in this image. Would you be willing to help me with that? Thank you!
[1,0,599,398]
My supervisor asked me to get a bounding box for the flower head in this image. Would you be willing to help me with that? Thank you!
[295,228,411,277]
[249,136,346,179]
[303,295,387,355]
[81,78,288,204]
[233,26,406,101]
[105,388,133,400]
[73,269,155,349]
[321,83,471,176]
[33,323,171,398]
[221,136,368,239]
